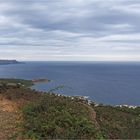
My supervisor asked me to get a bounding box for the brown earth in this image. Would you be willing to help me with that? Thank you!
[0,95,20,139]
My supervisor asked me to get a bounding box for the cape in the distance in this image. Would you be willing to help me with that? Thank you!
[0,60,20,65]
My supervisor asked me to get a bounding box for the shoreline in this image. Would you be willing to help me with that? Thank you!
[0,78,140,139]
[0,78,139,107]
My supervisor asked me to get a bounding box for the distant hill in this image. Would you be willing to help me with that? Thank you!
[0,60,20,65]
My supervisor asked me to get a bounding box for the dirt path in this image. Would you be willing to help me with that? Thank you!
[0,96,20,139]
[80,102,99,127]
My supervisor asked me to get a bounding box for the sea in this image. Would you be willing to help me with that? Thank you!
[0,61,140,106]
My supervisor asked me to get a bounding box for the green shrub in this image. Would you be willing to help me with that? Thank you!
[21,94,99,139]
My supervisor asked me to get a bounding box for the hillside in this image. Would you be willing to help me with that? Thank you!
[0,79,140,139]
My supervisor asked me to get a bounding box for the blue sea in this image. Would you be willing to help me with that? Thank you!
[0,61,140,106]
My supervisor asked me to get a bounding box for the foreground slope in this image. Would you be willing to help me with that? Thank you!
[0,79,140,139]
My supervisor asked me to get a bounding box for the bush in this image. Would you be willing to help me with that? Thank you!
[21,94,99,139]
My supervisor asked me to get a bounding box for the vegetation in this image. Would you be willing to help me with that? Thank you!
[21,94,101,139]
[94,105,140,139]
[0,78,140,139]
[0,78,33,87]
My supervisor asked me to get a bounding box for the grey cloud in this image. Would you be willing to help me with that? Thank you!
[0,0,140,61]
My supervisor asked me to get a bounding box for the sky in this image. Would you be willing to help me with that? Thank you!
[0,0,140,61]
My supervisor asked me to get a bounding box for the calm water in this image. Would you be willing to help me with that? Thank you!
[0,61,140,105]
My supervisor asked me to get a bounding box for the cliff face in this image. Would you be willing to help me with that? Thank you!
[0,60,19,65]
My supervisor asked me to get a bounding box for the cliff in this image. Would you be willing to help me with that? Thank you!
[0,60,19,65]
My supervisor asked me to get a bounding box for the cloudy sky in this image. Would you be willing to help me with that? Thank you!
[0,0,140,61]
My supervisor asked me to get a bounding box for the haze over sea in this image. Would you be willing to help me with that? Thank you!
[0,61,140,106]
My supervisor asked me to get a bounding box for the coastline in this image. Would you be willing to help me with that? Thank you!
[0,61,140,105]
[0,78,140,139]
[0,78,139,107]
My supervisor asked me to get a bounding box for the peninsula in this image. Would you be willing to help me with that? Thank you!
[0,60,20,65]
